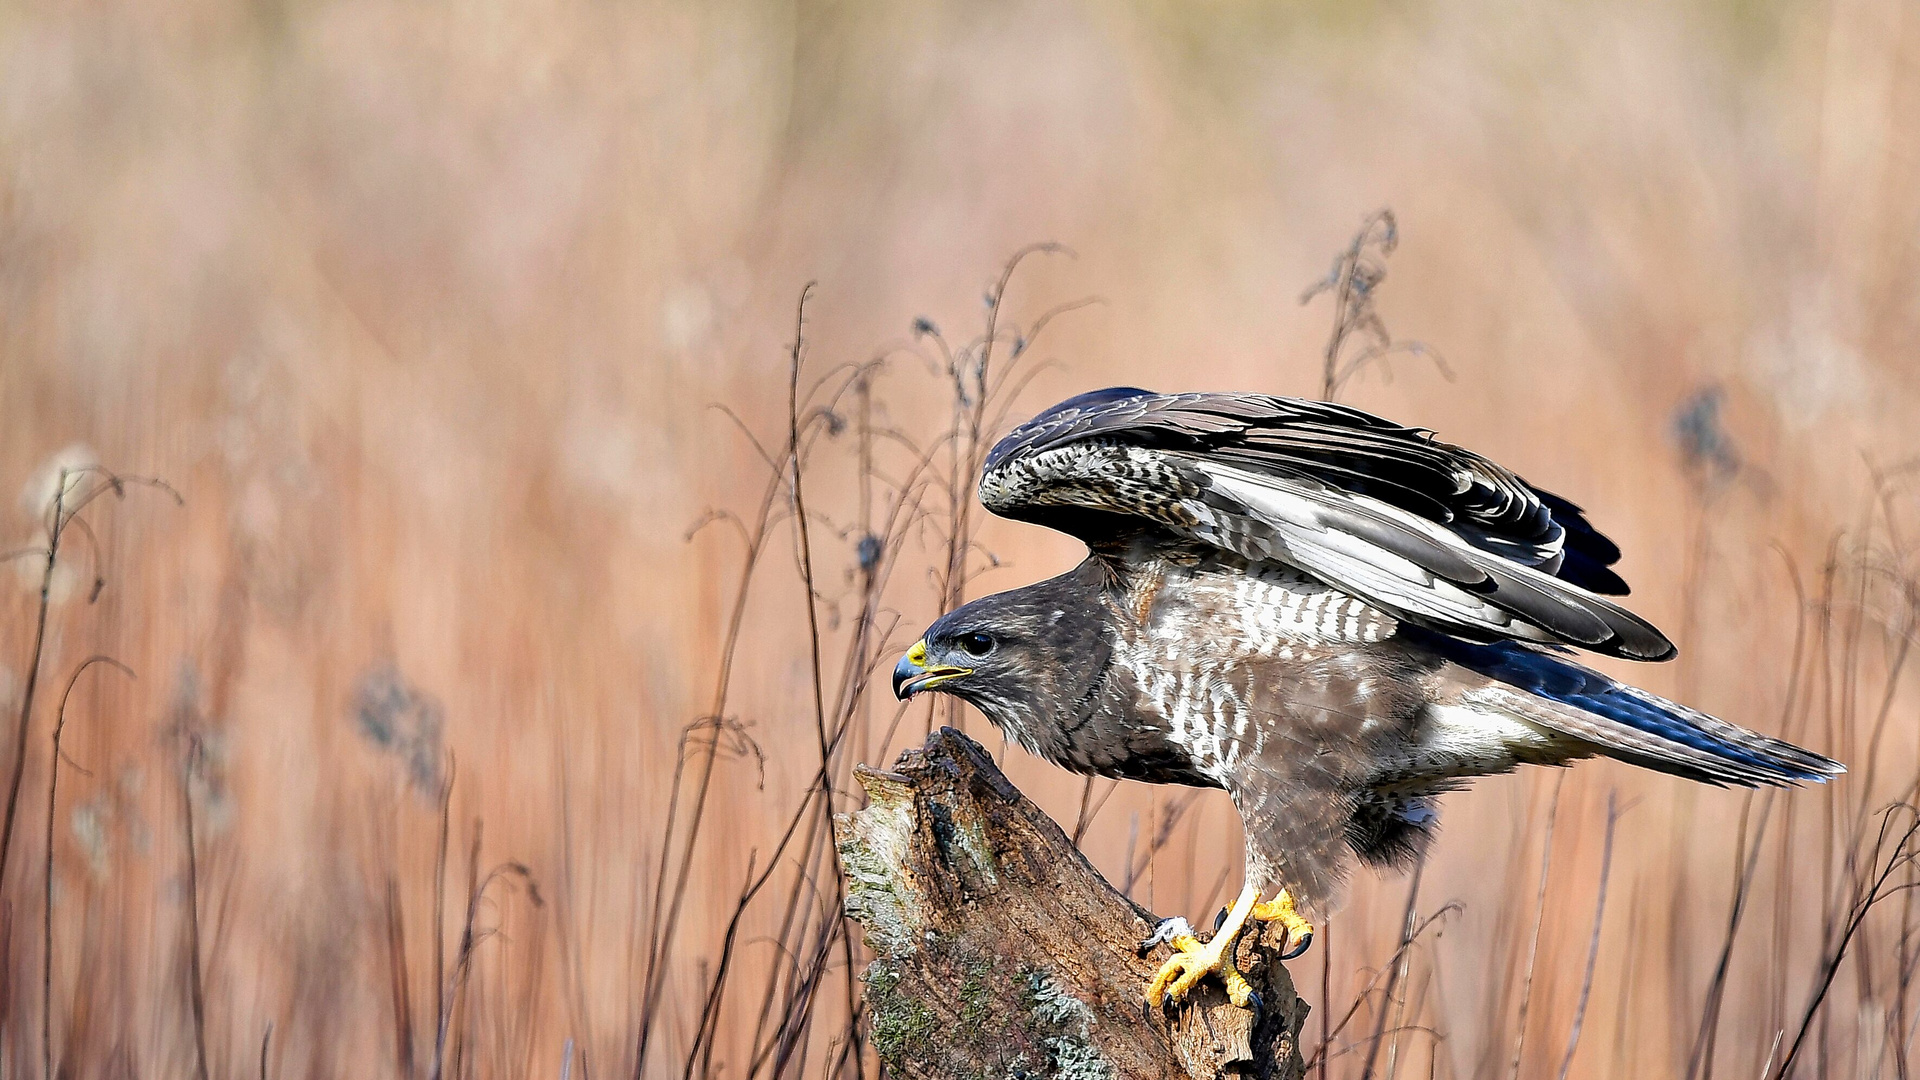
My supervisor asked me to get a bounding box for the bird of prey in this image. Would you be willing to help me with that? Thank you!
[892,388,1842,1013]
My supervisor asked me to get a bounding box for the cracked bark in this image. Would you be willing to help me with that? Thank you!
[837,727,1308,1080]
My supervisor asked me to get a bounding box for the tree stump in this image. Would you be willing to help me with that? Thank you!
[836,727,1308,1080]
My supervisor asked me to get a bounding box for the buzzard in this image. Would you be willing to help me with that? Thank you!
[892,388,1841,1014]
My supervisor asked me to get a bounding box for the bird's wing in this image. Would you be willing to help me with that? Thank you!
[980,388,1675,661]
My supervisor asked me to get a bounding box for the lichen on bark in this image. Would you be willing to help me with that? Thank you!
[835,728,1308,1080]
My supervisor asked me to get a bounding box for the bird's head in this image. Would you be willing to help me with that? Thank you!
[892,577,1111,736]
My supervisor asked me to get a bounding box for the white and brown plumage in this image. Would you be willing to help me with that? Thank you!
[892,388,1842,1014]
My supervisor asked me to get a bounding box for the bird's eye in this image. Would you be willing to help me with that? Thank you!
[958,632,995,658]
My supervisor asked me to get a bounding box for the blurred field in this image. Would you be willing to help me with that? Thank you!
[2,0,1919,1076]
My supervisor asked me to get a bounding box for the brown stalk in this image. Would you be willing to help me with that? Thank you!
[1697,782,1798,1080]
[1506,772,1565,1080]
[1121,791,1200,894]
[1318,919,1331,1080]
[634,437,789,1076]
[679,286,847,1080]
[1303,904,1460,1074]
[0,472,68,906]
[688,851,763,1080]
[181,732,212,1080]
[1300,209,1449,402]
[555,745,594,1080]
[1359,856,1427,1080]
[1777,805,1920,1078]
[926,244,1074,733]
[386,876,417,1078]
[780,283,858,1080]
[2,469,179,897]
[1071,776,1118,848]
[1557,791,1622,1080]
[43,656,132,1080]
[433,753,454,1078]
[432,821,483,1080]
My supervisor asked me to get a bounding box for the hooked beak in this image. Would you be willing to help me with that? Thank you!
[892,639,972,700]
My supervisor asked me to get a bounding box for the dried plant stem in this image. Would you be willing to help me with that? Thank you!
[1,473,72,899]
[1359,856,1426,1080]
[3,468,179,896]
[1558,792,1622,1080]
[1304,904,1460,1075]
[1319,920,1332,1080]
[781,282,857,1077]
[432,821,484,1080]
[433,753,453,1079]
[182,733,213,1080]
[1777,808,1920,1079]
[386,876,417,1078]
[43,656,132,1080]
[1507,772,1565,1080]
[1300,210,1448,402]
[635,451,787,1076]
[1690,790,1778,1080]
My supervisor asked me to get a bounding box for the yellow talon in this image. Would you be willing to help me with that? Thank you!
[1250,888,1316,959]
[1144,885,1261,1009]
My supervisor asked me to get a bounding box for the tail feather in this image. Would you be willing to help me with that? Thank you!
[1419,632,1844,787]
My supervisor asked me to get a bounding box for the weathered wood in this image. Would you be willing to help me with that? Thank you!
[837,727,1308,1079]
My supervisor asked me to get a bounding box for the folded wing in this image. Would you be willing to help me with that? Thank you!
[980,388,1675,661]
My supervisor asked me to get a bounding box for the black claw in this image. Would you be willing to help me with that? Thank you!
[1280,930,1314,962]
[1213,907,1230,933]
[1244,990,1265,1028]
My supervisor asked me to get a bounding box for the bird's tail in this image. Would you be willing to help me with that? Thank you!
[1425,633,1843,787]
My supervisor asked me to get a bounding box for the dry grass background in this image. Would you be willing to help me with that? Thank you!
[2,0,1920,1076]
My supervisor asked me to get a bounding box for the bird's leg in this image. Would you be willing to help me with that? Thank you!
[1143,883,1261,1010]
[1249,888,1316,960]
